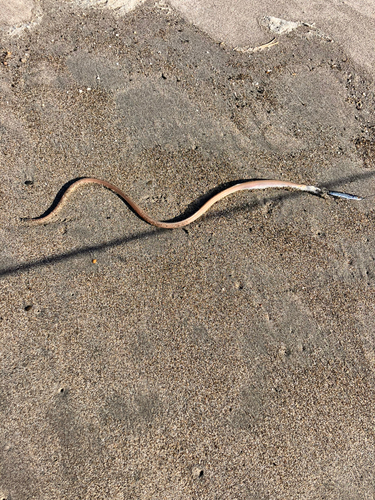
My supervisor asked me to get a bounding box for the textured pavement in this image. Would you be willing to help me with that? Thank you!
[0,0,375,499]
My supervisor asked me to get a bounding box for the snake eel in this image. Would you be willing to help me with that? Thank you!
[23,177,362,229]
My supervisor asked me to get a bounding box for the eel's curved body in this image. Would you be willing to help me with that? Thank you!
[23,177,361,229]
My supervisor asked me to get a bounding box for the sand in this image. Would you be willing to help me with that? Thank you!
[0,0,374,498]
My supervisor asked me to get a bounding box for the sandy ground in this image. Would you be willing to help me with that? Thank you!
[0,0,375,498]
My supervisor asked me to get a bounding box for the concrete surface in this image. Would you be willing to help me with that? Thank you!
[0,0,375,499]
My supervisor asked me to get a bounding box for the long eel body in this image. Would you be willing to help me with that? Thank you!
[24,178,361,229]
